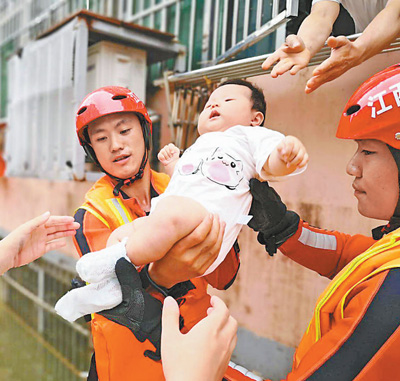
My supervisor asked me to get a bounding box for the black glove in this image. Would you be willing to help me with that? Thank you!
[248,178,300,256]
[70,276,92,323]
[98,258,162,362]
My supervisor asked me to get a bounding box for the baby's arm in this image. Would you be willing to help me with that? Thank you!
[158,143,180,177]
[263,135,308,177]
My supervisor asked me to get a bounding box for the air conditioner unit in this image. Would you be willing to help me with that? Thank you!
[87,41,147,101]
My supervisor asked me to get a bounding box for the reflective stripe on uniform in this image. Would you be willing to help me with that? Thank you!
[106,198,133,225]
[298,227,337,250]
[228,361,263,381]
[79,206,110,229]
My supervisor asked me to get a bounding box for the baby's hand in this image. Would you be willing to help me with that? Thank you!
[158,143,180,167]
[277,136,308,169]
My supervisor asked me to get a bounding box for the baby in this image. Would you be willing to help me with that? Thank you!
[56,79,308,321]
[104,79,307,272]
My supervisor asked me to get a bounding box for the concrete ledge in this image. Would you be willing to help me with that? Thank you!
[232,326,295,381]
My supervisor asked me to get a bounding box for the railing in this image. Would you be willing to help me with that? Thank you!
[0,256,91,380]
[126,0,296,70]
[164,34,400,150]
[0,0,123,49]
[0,0,296,74]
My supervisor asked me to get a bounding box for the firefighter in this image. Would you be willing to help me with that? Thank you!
[73,86,241,380]
[161,64,400,380]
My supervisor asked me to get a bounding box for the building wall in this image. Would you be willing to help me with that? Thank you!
[0,177,92,258]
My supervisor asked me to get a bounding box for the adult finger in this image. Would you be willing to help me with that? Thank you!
[23,212,51,232]
[289,64,305,75]
[162,296,181,343]
[47,229,77,241]
[326,35,348,50]
[178,214,214,248]
[271,60,294,78]
[261,53,281,71]
[45,215,76,226]
[45,222,80,235]
[283,34,304,52]
[207,295,230,326]
[227,317,238,352]
[196,217,225,274]
[305,72,331,93]
[45,240,67,253]
[311,54,336,78]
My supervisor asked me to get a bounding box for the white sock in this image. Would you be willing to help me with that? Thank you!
[55,276,122,322]
[76,238,130,283]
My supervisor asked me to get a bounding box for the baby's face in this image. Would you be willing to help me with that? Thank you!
[197,84,263,135]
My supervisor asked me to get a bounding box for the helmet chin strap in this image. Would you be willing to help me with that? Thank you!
[111,149,148,196]
[372,144,400,240]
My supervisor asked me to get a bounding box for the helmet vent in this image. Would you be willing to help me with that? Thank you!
[77,106,87,115]
[112,95,127,100]
[346,105,361,116]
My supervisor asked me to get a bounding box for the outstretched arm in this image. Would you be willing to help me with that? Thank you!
[0,212,79,274]
[306,0,400,93]
[262,1,339,77]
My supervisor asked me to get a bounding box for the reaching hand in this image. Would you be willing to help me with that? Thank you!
[161,295,237,381]
[305,36,363,93]
[276,136,309,170]
[1,212,79,274]
[158,143,180,167]
[262,35,312,78]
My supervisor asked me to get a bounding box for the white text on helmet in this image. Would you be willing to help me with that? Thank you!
[367,82,400,118]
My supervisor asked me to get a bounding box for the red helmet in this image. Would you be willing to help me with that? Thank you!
[76,86,152,146]
[337,64,400,149]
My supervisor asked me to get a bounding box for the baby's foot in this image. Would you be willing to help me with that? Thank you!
[55,276,122,322]
[76,238,129,283]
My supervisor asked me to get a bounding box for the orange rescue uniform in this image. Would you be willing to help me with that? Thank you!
[225,220,400,381]
[73,170,240,381]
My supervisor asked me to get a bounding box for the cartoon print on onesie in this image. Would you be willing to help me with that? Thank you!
[178,147,244,190]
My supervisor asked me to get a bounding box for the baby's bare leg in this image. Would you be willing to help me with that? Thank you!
[126,196,208,266]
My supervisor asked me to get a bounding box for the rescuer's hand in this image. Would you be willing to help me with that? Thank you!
[148,214,225,288]
[161,295,237,381]
[305,36,364,93]
[262,34,312,77]
[248,179,300,256]
[99,258,163,361]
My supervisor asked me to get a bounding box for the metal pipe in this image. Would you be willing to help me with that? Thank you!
[167,33,400,88]
[212,0,220,60]
[213,10,287,64]
[128,0,179,22]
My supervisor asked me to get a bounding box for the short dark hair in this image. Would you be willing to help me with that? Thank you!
[217,79,266,126]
